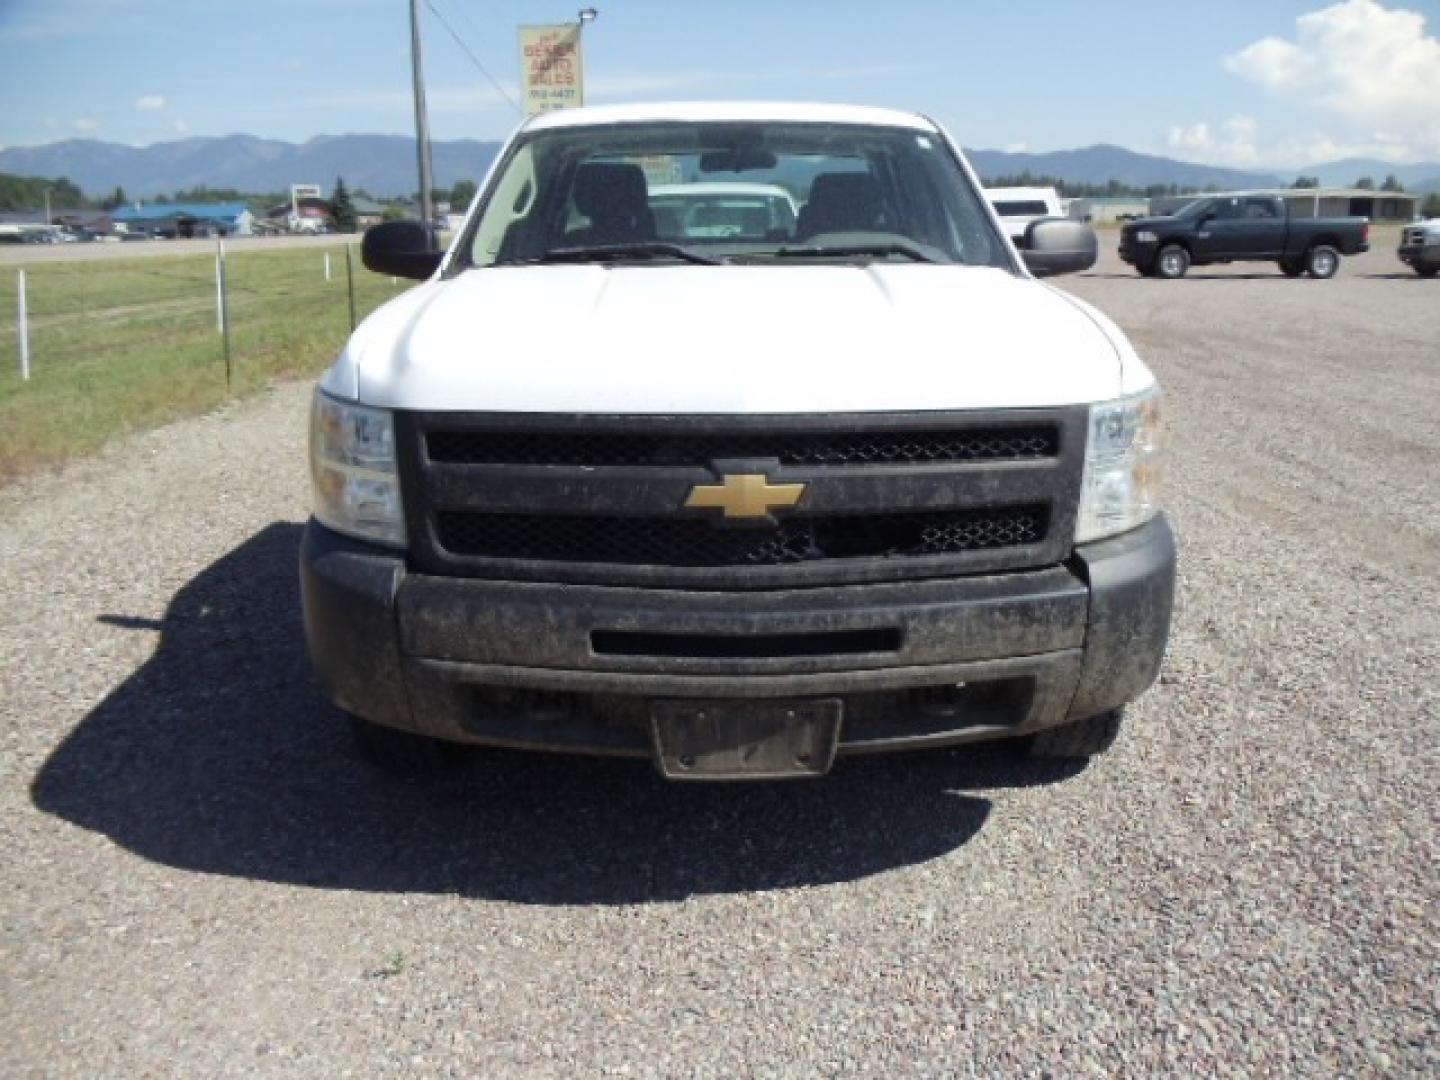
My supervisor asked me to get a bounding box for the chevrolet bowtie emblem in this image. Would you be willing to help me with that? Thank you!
[684,473,807,520]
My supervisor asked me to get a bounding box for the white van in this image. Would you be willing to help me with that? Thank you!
[984,185,1065,247]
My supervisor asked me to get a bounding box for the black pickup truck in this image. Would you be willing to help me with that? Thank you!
[1119,195,1369,279]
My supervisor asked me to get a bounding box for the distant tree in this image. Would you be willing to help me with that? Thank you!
[381,204,408,222]
[330,176,357,233]
[1422,193,1440,218]
[1380,174,1404,192]
[451,179,478,208]
[1354,176,1375,190]
[1292,176,1320,189]
[102,185,127,210]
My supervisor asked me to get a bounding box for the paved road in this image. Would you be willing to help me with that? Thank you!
[2,240,1436,1075]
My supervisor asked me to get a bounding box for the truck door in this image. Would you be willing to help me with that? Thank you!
[1193,196,1245,259]
[1236,197,1286,257]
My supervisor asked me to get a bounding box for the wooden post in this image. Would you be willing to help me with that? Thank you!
[345,244,357,331]
[218,239,232,389]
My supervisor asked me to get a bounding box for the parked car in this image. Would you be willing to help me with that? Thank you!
[648,182,798,241]
[1119,195,1369,278]
[1397,219,1439,278]
[304,102,1172,782]
[984,185,1065,248]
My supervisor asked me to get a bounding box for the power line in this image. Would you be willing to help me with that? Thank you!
[422,0,522,115]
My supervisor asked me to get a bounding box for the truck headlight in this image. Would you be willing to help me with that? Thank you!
[1076,386,1162,543]
[1134,230,1157,243]
[309,389,406,548]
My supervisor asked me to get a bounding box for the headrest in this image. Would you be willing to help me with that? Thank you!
[807,173,881,219]
[573,163,650,218]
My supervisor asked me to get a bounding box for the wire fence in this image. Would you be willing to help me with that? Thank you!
[0,242,413,482]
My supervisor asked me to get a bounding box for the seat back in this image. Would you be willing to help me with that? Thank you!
[796,173,885,239]
[567,163,656,245]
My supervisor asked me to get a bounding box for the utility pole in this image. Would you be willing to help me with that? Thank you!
[409,0,436,230]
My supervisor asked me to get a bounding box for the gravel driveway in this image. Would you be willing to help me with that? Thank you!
[2,238,1436,1076]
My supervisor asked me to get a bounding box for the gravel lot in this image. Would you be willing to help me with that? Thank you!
[2,236,1436,1076]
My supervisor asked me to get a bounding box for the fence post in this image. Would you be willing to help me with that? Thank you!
[345,244,357,331]
[214,240,225,335]
[16,270,30,380]
[217,238,232,390]
[325,252,332,282]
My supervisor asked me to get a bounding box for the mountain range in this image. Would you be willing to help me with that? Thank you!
[1,133,1437,199]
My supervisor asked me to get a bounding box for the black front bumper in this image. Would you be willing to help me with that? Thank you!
[300,515,1176,757]
[1398,244,1439,269]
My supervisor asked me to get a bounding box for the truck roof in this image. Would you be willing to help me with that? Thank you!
[522,101,937,133]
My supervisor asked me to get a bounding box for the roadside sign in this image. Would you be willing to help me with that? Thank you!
[519,24,583,115]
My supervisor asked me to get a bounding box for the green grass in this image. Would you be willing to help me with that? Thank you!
[0,246,412,483]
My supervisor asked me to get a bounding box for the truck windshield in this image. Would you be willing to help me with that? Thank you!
[461,121,1009,270]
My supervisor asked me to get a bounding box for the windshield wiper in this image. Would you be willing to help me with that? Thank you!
[770,241,942,264]
[529,242,723,266]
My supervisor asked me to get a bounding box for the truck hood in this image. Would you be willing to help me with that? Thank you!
[1122,216,1178,231]
[330,264,1137,413]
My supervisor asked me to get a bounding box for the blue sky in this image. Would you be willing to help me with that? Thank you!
[3,0,1438,165]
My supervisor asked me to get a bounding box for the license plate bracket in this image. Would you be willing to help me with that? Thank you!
[651,698,843,780]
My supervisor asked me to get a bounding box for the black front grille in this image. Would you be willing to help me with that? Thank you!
[435,507,1047,567]
[426,426,1059,467]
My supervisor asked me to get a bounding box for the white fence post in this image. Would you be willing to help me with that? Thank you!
[214,240,225,335]
[324,252,332,282]
[17,270,29,380]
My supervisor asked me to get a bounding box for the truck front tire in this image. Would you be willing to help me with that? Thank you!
[1416,265,1437,278]
[1025,709,1124,759]
[1306,244,1340,279]
[1154,245,1190,279]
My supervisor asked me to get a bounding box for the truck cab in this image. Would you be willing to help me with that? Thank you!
[302,102,1174,781]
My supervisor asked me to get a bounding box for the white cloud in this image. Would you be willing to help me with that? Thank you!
[1166,116,1263,167]
[174,119,189,133]
[73,118,100,133]
[136,95,166,111]
[1166,113,1427,169]
[1004,142,1028,154]
[1224,0,1440,160]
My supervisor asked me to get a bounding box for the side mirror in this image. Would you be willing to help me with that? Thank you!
[1020,219,1097,277]
[361,220,443,279]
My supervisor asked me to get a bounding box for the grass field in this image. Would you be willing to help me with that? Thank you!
[0,245,412,483]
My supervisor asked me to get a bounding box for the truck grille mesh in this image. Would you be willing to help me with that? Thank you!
[425,426,1059,467]
[435,507,1047,567]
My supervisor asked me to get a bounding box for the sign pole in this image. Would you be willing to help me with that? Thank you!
[409,0,436,227]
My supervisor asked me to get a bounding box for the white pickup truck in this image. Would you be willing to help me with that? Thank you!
[1398,219,1440,277]
[302,102,1175,781]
